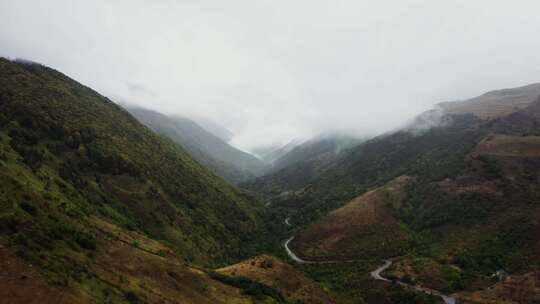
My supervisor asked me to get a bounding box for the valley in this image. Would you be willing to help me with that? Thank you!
[284,211,456,304]
[5,1,540,302]
[258,81,540,303]
[2,57,540,304]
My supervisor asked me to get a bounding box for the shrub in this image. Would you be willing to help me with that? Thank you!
[477,154,502,179]
[402,273,414,284]
[208,272,285,302]
[74,232,96,250]
[124,290,140,303]
[260,259,274,269]
[20,201,37,216]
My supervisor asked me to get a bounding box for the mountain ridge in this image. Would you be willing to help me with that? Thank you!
[0,57,274,303]
[283,88,540,303]
[125,106,265,183]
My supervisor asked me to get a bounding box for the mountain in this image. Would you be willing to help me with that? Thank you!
[126,107,265,183]
[241,135,364,203]
[4,55,540,304]
[252,140,301,165]
[438,82,540,119]
[284,83,540,303]
[289,82,540,221]
[271,134,362,171]
[0,58,271,303]
[191,115,234,142]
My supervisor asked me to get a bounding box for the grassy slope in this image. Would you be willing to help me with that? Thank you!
[293,113,486,226]
[0,219,255,304]
[270,136,361,172]
[217,255,336,303]
[241,136,362,205]
[0,58,272,302]
[288,96,540,302]
[292,176,412,261]
[248,83,540,221]
[438,82,540,119]
[126,107,258,184]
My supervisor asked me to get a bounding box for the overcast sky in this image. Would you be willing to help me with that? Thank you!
[2,1,540,152]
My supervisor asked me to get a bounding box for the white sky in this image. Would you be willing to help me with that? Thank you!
[2,0,540,151]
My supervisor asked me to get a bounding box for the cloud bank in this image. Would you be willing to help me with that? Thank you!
[2,0,540,151]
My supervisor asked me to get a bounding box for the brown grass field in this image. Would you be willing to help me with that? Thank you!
[293,176,412,261]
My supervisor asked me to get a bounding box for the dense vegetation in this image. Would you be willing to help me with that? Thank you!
[3,56,540,303]
[249,93,540,301]
[127,107,265,184]
[242,135,363,203]
[208,271,285,303]
[0,57,266,271]
[300,261,441,304]
[288,113,486,225]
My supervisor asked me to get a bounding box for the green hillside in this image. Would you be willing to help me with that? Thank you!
[285,93,540,302]
[126,107,262,183]
[3,55,540,303]
[0,57,265,271]
[242,135,363,204]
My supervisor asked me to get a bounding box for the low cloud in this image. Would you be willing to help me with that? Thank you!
[402,109,453,136]
[126,82,156,97]
[2,1,540,151]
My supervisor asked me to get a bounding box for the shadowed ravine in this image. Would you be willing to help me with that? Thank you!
[283,219,456,304]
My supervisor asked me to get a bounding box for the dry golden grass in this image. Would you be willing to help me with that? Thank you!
[0,218,253,304]
[438,83,540,119]
[439,134,540,197]
[87,218,252,304]
[0,247,85,304]
[218,255,335,303]
[473,134,540,157]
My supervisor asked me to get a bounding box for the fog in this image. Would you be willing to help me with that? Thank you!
[2,0,540,152]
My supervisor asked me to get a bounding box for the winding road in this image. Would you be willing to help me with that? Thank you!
[369,259,456,304]
[284,236,310,263]
[283,218,456,304]
[284,217,292,226]
[370,259,392,281]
